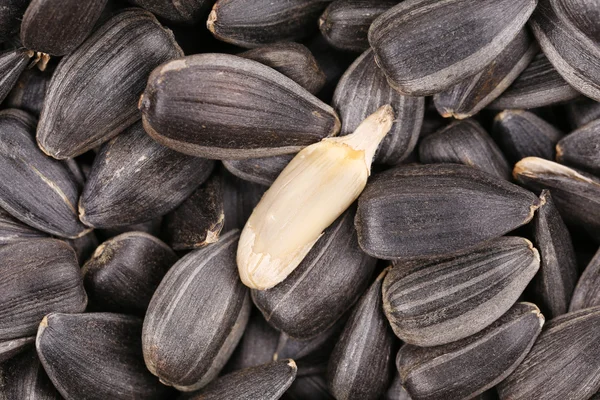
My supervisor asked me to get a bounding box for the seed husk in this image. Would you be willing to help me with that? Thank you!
[83,232,178,316]
[569,248,600,312]
[383,375,412,400]
[497,306,600,400]
[128,0,212,25]
[492,110,564,164]
[207,0,330,48]
[140,53,340,160]
[368,0,538,96]
[239,42,326,95]
[356,163,540,259]
[0,350,61,399]
[36,312,172,400]
[327,268,396,400]
[556,119,600,175]
[237,105,394,290]
[282,374,334,400]
[398,302,544,400]
[0,0,29,43]
[5,67,51,117]
[418,119,512,180]
[142,230,250,391]
[223,154,294,187]
[383,236,540,347]
[181,360,297,400]
[318,0,396,53]
[333,49,425,165]
[37,9,183,159]
[0,207,47,246]
[566,98,600,128]
[252,208,377,340]
[79,121,214,228]
[222,171,267,233]
[0,47,32,105]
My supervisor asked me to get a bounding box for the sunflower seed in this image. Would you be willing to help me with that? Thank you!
[399,302,544,400]
[383,375,413,400]
[570,248,600,312]
[356,163,540,259]
[0,0,29,43]
[556,119,600,175]
[0,47,32,105]
[128,0,212,25]
[37,9,183,159]
[0,350,61,399]
[0,207,47,246]
[282,374,334,400]
[64,230,99,265]
[222,172,267,232]
[96,217,163,242]
[5,67,51,117]
[566,98,600,128]
[223,154,294,187]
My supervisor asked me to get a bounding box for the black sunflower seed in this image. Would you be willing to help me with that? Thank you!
[0,0,29,43]
[128,0,212,25]
[223,154,294,187]
[569,248,600,312]
[556,119,600,175]
[5,67,51,117]
[0,47,32,105]
[0,350,61,399]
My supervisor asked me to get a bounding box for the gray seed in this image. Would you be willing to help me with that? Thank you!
[566,98,600,128]
[223,154,294,187]
[556,119,600,175]
[570,248,600,312]
[0,207,47,246]
[383,375,413,400]
[282,374,334,400]
[0,337,35,365]
[5,67,51,117]
[222,171,267,232]
[0,47,32,105]
[0,350,61,400]
[128,0,212,25]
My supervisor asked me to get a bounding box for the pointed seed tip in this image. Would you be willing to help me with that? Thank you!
[287,359,297,370]
[207,10,217,32]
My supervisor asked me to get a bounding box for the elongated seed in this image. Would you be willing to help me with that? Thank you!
[566,98,600,128]
[556,119,600,175]
[128,0,212,25]
[6,67,51,117]
[0,207,47,246]
[570,248,600,312]
[0,350,61,399]
[0,47,32,105]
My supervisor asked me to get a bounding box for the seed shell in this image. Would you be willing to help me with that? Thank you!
[5,67,51,117]
[282,374,334,400]
[0,350,61,399]
[0,207,47,246]
[128,0,212,25]
[569,248,600,312]
[566,98,600,128]
[0,47,32,105]
[222,172,267,232]
[556,119,600,175]
[383,375,413,400]
[0,0,29,43]
[223,154,294,187]
[96,217,163,242]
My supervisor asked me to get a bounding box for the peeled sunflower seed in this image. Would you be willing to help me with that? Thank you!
[356,163,540,259]
[282,374,334,400]
[223,154,294,187]
[327,268,396,400]
[181,360,297,400]
[434,29,537,119]
[142,230,250,391]
[206,0,329,48]
[569,248,600,312]
[0,0,29,43]
[0,239,87,362]
[566,98,600,128]
[79,121,214,228]
[318,0,396,53]
[383,236,540,347]
[83,232,178,316]
[237,105,394,290]
[556,119,600,175]
[0,47,32,105]
[239,42,326,95]
[37,312,171,400]
[498,306,600,400]
[222,171,267,232]
[128,0,212,25]
[368,0,537,96]
[0,109,89,238]
[140,53,340,159]
[418,119,511,180]
[252,208,376,340]
[492,110,564,164]
[37,9,183,159]
[6,67,51,117]
[333,48,425,165]
[398,302,543,400]
[0,207,47,246]
[0,350,61,399]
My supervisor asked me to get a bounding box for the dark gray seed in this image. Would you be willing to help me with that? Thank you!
[418,119,512,180]
[222,171,267,232]
[566,98,600,128]
[497,306,600,400]
[207,0,330,48]
[282,374,334,400]
[356,163,540,259]
[0,337,35,364]
[142,230,250,391]
[96,217,163,241]
[37,312,172,400]
[79,121,214,228]
[223,154,294,186]
[556,119,600,175]
[0,0,29,43]
[489,53,581,109]
[368,0,537,96]
[399,302,543,400]
[140,53,340,159]
[252,208,377,340]
[128,0,212,25]
[531,190,578,318]
[318,0,396,53]
[0,239,87,361]
[384,237,540,347]
[327,268,395,400]
[569,247,600,312]
[37,9,183,159]
[239,42,326,95]
[5,67,51,117]
[162,172,225,250]
[64,230,99,265]
[0,109,89,238]
[334,48,425,166]
[492,109,564,164]
[0,47,32,105]
[0,350,61,400]
[83,232,178,316]
[20,0,108,56]
[434,29,537,119]
[383,375,413,400]
[0,207,47,246]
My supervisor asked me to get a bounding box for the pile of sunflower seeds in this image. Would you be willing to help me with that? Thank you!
[1,0,600,399]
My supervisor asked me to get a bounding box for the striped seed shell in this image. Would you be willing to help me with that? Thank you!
[239,42,326,95]
[207,0,329,48]
[356,163,540,259]
[282,374,334,400]
[222,171,267,232]
[384,237,540,347]
[492,110,564,163]
[556,119,600,175]
[223,154,294,187]
[128,0,212,25]
[36,312,171,400]
[566,98,600,128]
[333,48,425,165]
[570,248,600,312]
[83,232,178,316]
[327,268,396,400]
[398,302,544,400]
[0,239,87,361]
[418,119,512,180]
[433,29,537,119]
[6,67,52,117]
[180,360,297,400]
[498,306,600,400]
[37,9,183,159]
[0,350,61,400]
[142,230,251,391]
[0,110,88,238]
[0,207,47,246]
[0,0,29,43]
[140,53,340,159]
[80,121,214,228]
[318,0,397,53]
[0,47,32,105]
[368,0,538,96]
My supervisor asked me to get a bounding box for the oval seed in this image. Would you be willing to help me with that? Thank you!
[556,119,600,175]
[0,350,61,399]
